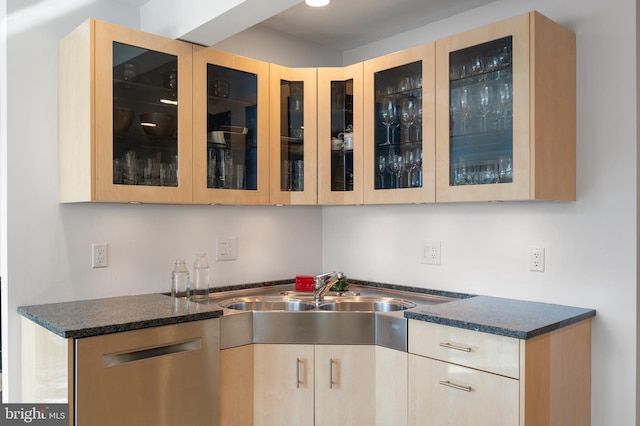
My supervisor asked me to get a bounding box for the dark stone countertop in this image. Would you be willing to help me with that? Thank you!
[404,295,596,339]
[18,293,222,339]
[18,279,596,341]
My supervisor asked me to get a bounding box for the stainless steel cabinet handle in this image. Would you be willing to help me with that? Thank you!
[439,342,472,352]
[296,357,301,389]
[439,380,472,392]
[329,358,334,389]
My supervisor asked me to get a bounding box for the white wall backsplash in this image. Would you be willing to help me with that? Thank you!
[3,0,638,424]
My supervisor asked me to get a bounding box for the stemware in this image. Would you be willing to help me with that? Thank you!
[379,98,397,145]
[376,155,387,188]
[459,88,471,133]
[414,147,423,187]
[478,83,493,132]
[400,98,415,143]
[389,154,405,188]
[413,102,423,141]
[499,82,512,128]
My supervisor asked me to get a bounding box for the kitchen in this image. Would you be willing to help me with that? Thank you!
[0,0,636,425]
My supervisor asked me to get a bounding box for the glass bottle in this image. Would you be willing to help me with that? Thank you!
[192,253,210,301]
[171,260,190,298]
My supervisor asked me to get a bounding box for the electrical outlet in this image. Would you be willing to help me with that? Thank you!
[216,237,237,261]
[421,240,441,265]
[529,247,545,272]
[92,243,108,268]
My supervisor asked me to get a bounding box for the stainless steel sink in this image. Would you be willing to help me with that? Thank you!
[318,297,416,312]
[220,297,316,311]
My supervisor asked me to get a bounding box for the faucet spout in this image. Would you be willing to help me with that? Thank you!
[314,271,345,302]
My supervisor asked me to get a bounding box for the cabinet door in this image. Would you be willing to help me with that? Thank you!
[193,48,270,204]
[375,346,407,426]
[317,64,364,205]
[254,344,314,426]
[435,12,575,201]
[220,345,254,426]
[315,345,375,426]
[408,354,519,426]
[270,65,318,205]
[60,19,194,203]
[363,43,436,204]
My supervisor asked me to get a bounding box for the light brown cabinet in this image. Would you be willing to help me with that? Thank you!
[317,64,364,205]
[193,48,271,205]
[407,318,591,425]
[435,11,576,202]
[59,18,194,203]
[59,11,575,205]
[269,65,318,205]
[363,43,436,204]
[220,344,405,426]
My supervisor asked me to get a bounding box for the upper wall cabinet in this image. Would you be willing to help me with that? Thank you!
[317,64,364,205]
[269,65,318,205]
[59,19,194,203]
[363,43,436,204]
[192,48,270,205]
[435,11,576,202]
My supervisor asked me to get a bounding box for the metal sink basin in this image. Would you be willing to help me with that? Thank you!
[220,296,316,312]
[318,297,416,312]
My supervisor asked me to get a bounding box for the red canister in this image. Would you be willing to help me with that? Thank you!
[295,275,315,292]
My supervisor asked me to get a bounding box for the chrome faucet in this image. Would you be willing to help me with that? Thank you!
[314,271,345,302]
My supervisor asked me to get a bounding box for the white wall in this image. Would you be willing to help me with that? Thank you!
[3,1,323,401]
[322,0,636,424]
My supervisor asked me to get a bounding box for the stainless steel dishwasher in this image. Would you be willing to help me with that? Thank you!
[75,319,219,426]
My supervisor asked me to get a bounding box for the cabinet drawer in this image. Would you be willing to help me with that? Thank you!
[408,354,519,426]
[408,320,520,378]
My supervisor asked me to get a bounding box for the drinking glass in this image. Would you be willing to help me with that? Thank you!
[389,154,404,188]
[400,98,415,143]
[379,98,397,145]
[376,155,387,188]
[459,88,471,133]
[413,102,423,141]
[499,82,512,128]
[478,83,493,132]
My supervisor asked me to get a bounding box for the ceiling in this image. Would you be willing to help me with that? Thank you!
[256,0,497,51]
[106,0,497,52]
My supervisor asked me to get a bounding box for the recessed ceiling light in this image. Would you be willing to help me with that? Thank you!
[305,0,330,7]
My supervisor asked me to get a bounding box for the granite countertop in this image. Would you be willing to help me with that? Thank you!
[18,281,596,341]
[18,293,222,338]
[405,295,596,339]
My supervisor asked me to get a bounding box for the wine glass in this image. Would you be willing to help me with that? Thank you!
[400,98,415,143]
[414,147,423,187]
[389,154,405,188]
[376,155,387,188]
[379,98,396,145]
[413,102,423,142]
[478,83,493,132]
[404,150,416,187]
[459,88,471,132]
[499,82,512,128]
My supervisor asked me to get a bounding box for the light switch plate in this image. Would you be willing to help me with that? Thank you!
[216,237,237,261]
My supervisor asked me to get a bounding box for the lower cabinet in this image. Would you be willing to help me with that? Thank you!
[221,344,406,426]
[407,319,592,426]
[408,354,519,425]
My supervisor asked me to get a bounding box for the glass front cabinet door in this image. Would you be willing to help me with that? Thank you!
[59,19,194,203]
[363,44,436,204]
[192,48,270,205]
[435,12,576,202]
[269,65,318,205]
[317,64,364,205]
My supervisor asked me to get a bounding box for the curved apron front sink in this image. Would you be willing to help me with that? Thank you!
[220,297,316,312]
[318,297,416,312]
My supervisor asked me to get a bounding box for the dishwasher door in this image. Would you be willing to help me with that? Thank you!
[75,319,219,426]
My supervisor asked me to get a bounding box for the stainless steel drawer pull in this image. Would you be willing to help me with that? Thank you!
[102,338,201,368]
[329,358,334,389]
[296,358,301,389]
[439,380,472,392]
[439,342,472,352]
